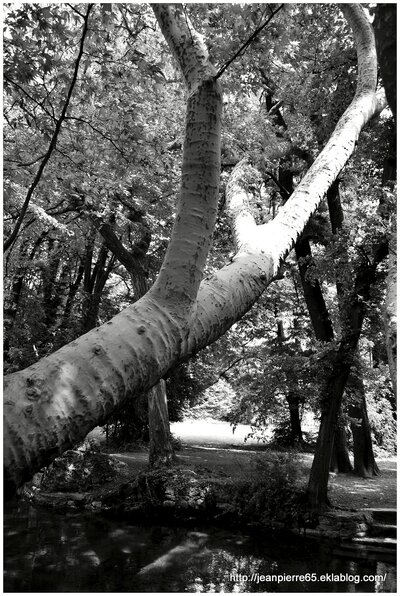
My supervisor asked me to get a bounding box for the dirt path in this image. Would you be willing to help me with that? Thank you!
[328,458,397,510]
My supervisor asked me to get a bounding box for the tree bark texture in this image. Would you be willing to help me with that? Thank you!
[330,422,353,474]
[307,361,353,507]
[4,4,380,494]
[346,364,380,477]
[307,256,384,508]
[148,379,176,467]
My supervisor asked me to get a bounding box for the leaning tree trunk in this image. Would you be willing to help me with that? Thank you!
[296,234,353,472]
[4,4,380,495]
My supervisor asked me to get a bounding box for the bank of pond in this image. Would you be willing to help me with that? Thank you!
[4,501,396,593]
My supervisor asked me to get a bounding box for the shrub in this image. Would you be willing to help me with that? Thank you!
[40,443,126,492]
[232,452,303,527]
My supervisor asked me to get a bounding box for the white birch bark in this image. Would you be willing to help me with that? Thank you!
[4,4,379,493]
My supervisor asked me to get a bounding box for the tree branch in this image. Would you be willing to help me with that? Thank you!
[265,170,291,199]
[3,4,94,253]
[4,74,57,122]
[214,5,284,80]
[67,3,85,19]
[64,115,128,159]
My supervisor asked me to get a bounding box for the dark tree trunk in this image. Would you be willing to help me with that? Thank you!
[55,262,85,341]
[41,240,62,329]
[4,234,46,361]
[81,292,103,334]
[307,358,352,508]
[348,372,380,477]
[294,237,335,342]
[81,238,115,334]
[286,392,304,446]
[330,421,353,473]
[4,275,25,361]
[327,181,380,477]
[148,379,176,467]
[374,4,396,120]
[271,111,353,479]
[307,251,386,509]
[295,235,352,474]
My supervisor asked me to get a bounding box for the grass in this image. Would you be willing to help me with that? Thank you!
[87,419,396,511]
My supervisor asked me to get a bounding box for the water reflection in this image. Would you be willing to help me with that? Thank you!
[4,503,396,592]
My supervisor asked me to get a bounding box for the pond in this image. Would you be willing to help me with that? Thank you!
[4,502,396,593]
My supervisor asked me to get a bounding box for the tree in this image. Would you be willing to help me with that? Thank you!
[374,4,397,395]
[326,179,379,478]
[4,4,383,496]
[261,90,353,470]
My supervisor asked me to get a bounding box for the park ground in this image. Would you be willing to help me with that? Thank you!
[89,418,397,511]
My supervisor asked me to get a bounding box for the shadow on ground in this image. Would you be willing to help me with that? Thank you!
[88,419,396,511]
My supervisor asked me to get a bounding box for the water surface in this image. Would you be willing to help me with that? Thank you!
[4,502,396,592]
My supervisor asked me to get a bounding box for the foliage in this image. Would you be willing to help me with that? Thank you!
[184,379,238,422]
[39,443,126,492]
[232,452,303,526]
[165,362,210,421]
[3,3,183,371]
[271,419,314,449]
[102,392,149,448]
[364,365,396,455]
[103,361,208,446]
[3,4,395,463]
